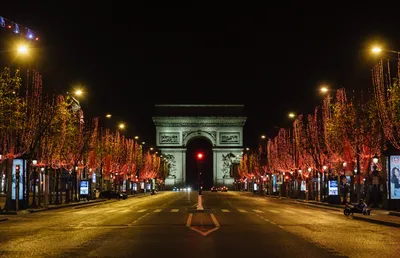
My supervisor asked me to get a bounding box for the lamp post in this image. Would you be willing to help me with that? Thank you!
[43,166,49,208]
[39,167,44,206]
[196,152,204,210]
[371,154,380,208]
[15,164,20,211]
[31,159,38,208]
[342,162,348,204]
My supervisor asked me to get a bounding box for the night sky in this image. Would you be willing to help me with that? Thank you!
[2,3,400,149]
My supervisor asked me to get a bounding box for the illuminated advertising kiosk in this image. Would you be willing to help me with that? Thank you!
[387,148,400,210]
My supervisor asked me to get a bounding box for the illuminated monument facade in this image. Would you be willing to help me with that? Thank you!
[153,105,246,189]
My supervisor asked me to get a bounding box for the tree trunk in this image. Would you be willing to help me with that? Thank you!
[55,169,60,205]
[356,150,361,203]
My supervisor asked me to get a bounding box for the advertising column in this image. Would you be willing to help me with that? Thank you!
[389,155,400,209]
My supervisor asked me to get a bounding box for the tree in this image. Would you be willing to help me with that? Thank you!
[0,67,23,210]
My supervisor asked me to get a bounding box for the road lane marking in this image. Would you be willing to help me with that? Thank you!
[268,209,280,214]
[210,214,220,227]
[129,213,150,226]
[154,209,162,213]
[285,209,295,214]
[186,213,220,236]
[186,213,193,227]
[253,209,263,213]
[221,209,230,212]
[238,209,247,213]
[137,209,147,213]
[171,209,179,212]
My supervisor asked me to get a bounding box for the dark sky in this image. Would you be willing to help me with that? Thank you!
[2,3,400,149]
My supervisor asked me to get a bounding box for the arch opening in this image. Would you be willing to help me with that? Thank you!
[185,137,213,191]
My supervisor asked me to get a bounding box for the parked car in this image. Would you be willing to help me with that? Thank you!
[99,190,128,200]
[219,186,228,192]
[211,186,217,192]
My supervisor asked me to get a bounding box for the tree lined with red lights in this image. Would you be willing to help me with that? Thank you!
[0,67,166,208]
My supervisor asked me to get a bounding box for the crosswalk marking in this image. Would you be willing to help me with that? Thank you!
[238,209,248,213]
[268,209,280,214]
[221,209,230,212]
[137,209,147,213]
[253,209,264,213]
[154,209,162,213]
[171,209,179,212]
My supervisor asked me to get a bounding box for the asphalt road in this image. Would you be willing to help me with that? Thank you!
[0,191,399,258]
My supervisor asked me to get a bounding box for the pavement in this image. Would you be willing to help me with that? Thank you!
[0,192,151,219]
[1,190,400,257]
[260,193,400,227]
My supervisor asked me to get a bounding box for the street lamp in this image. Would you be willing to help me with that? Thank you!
[320,86,329,94]
[371,46,382,54]
[373,154,379,164]
[261,135,266,139]
[371,46,400,54]
[31,159,38,208]
[288,112,295,119]
[134,136,139,140]
[105,114,112,118]
[17,44,28,55]
[118,123,125,129]
[74,89,83,97]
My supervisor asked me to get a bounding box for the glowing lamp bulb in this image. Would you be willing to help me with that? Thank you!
[197,153,203,160]
[17,45,28,54]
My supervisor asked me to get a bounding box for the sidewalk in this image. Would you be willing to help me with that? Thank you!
[261,194,400,228]
[0,191,154,216]
[0,198,108,215]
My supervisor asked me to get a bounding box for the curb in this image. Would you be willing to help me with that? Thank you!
[27,199,107,213]
[0,217,9,222]
[73,199,119,209]
[352,215,400,227]
[389,211,400,217]
[297,202,342,212]
[264,195,342,211]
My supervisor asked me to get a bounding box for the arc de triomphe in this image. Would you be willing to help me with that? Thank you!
[153,105,246,189]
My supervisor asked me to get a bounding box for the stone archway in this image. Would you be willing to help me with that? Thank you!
[153,105,246,190]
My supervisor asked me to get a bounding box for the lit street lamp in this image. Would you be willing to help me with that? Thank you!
[74,89,83,97]
[31,159,38,208]
[373,154,379,164]
[320,86,329,94]
[288,112,295,119]
[17,44,29,55]
[371,46,400,54]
